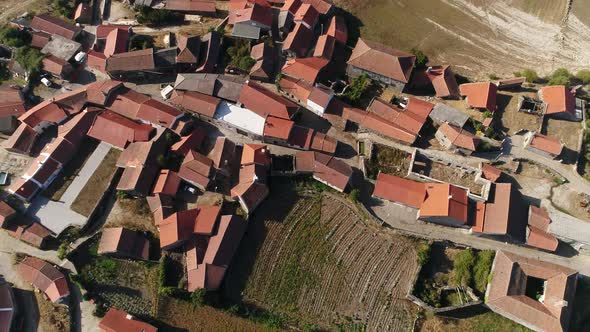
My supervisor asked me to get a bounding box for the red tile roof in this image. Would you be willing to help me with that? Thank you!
[278,76,313,101]
[282,0,302,14]
[178,150,213,189]
[369,98,428,135]
[326,16,347,44]
[459,82,498,111]
[294,3,319,28]
[87,111,155,149]
[204,215,247,266]
[310,131,337,154]
[98,227,150,260]
[136,99,183,128]
[313,34,335,59]
[425,65,460,98]
[17,256,69,303]
[539,85,576,116]
[294,150,314,172]
[31,14,81,40]
[208,137,236,171]
[229,3,272,27]
[116,165,158,196]
[481,183,513,235]
[283,23,313,58]
[313,152,352,192]
[42,55,71,77]
[527,225,559,252]
[301,0,332,14]
[487,250,577,332]
[529,133,563,156]
[286,125,313,149]
[106,87,151,119]
[152,170,181,196]
[241,144,271,166]
[481,163,502,182]
[342,106,417,144]
[3,123,38,154]
[187,262,227,291]
[169,90,220,118]
[348,39,416,83]
[159,209,198,249]
[30,31,51,49]
[405,97,435,118]
[104,27,130,57]
[281,57,329,84]
[87,50,108,73]
[373,173,426,208]
[264,116,294,140]
[239,81,298,119]
[99,308,157,332]
[419,183,468,223]
[438,122,480,151]
[0,85,26,118]
[106,48,155,73]
[0,201,16,227]
[193,205,221,235]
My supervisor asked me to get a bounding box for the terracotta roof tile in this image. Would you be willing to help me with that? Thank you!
[326,15,347,44]
[241,144,271,166]
[373,173,426,208]
[529,133,563,156]
[282,57,329,84]
[169,90,220,117]
[438,122,480,151]
[264,116,294,140]
[459,82,497,111]
[539,85,576,116]
[31,14,81,40]
[99,308,157,332]
[152,170,181,196]
[425,65,460,98]
[239,81,298,119]
[283,23,313,58]
[419,183,468,223]
[18,256,69,302]
[348,39,415,83]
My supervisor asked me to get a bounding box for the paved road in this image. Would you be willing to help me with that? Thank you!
[27,142,111,235]
[369,198,590,276]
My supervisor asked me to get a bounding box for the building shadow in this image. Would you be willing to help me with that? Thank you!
[336,141,357,159]
[13,288,40,332]
[555,241,579,258]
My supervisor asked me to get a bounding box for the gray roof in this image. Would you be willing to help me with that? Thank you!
[154,47,178,68]
[174,73,245,102]
[40,35,81,61]
[429,103,470,128]
[231,23,261,40]
[133,0,153,7]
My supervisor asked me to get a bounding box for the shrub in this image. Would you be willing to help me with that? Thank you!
[129,34,155,51]
[0,26,31,47]
[0,62,9,82]
[136,5,184,26]
[349,189,360,203]
[514,68,539,83]
[482,110,493,119]
[548,68,572,87]
[190,288,206,306]
[82,292,91,301]
[452,249,475,287]
[488,74,499,80]
[227,40,256,71]
[156,154,168,168]
[410,48,428,68]
[52,0,75,18]
[416,243,431,266]
[57,243,69,260]
[344,74,371,104]
[576,69,590,84]
[93,305,107,317]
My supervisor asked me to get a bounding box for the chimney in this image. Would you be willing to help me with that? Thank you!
[126,314,134,320]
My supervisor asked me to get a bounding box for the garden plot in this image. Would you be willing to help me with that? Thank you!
[496,90,542,135]
[104,197,157,235]
[225,185,419,331]
[364,144,412,179]
[411,153,482,194]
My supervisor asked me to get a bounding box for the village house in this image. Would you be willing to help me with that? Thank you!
[178,150,215,191]
[429,103,470,128]
[0,84,26,134]
[41,35,82,63]
[372,173,426,209]
[295,151,352,192]
[281,57,329,85]
[526,205,559,252]
[99,307,158,332]
[306,84,334,116]
[418,183,468,227]
[326,15,347,45]
[174,73,245,102]
[229,2,273,40]
[164,0,217,14]
[283,23,314,58]
[0,282,15,332]
[30,14,82,40]
[413,65,460,99]
[42,55,74,79]
[87,111,155,149]
[487,250,578,332]
[147,194,174,225]
[347,38,416,90]
[435,122,480,155]
[98,227,150,260]
[231,163,269,214]
[294,3,319,30]
[17,256,70,303]
[497,77,525,90]
[538,85,583,121]
[74,2,92,24]
[208,137,237,177]
[249,42,276,82]
[459,82,498,112]
[159,205,222,250]
[523,131,564,159]
[238,81,299,119]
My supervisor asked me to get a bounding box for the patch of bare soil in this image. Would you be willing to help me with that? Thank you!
[34,291,70,332]
[0,0,50,24]
[543,118,582,151]
[105,197,158,235]
[551,185,590,223]
[495,90,542,135]
[510,161,554,201]
[335,0,590,79]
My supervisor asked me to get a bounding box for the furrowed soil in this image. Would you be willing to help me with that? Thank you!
[336,0,590,79]
[224,181,420,331]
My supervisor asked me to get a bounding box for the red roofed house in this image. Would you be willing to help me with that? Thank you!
[87,111,155,149]
[263,116,294,145]
[309,131,337,154]
[159,206,221,250]
[424,65,460,99]
[152,170,181,196]
[74,2,92,24]
[104,27,130,57]
[313,34,335,59]
[473,183,522,238]
[171,129,205,155]
[539,85,581,121]
[312,152,352,192]
[526,206,559,252]
[435,122,480,155]
[231,164,269,214]
[302,0,332,15]
[3,123,39,155]
[459,82,498,112]
[0,201,16,228]
[524,131,564,159]
[281,57,329,84]
[99,307,157,332]
[241,144,271,166]
[347,38,416,91]
[487,250,577,332]
[294,3,319,30]
[30,14,82,40]
[283,23,313,58]
[418,183,468,227]
[187,215,247,291]
[164,0,217,14]
[42,55,73,79]
[136,99,184,129]
[229,3,273,40]
[326,16,347,44]
[239,81,299,119]
[208,136,237,177]
[373,173,426,209]
[178,150,214,191]
[98,227,150,260]
[17,256,70,303]
[0,85,26,134]
[169,90,221,122]
[307,84,334,116]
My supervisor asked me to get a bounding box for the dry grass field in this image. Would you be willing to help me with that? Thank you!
[224,181,420,331]
[335,0,590,79]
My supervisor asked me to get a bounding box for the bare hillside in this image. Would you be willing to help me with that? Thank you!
[337,0,590,79]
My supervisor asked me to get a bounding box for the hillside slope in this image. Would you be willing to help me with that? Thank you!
[337,0,590,79]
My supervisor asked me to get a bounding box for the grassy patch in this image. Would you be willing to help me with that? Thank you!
[43,138,98,201]
[71,148,120,217]
[420,310,532,332]
[365,144,411,179]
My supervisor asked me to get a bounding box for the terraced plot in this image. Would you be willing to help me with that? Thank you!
[225,188,420,331]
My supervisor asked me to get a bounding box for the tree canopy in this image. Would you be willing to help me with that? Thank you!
[14,46,44,74]
[0,26,31,48]
[227,41,255,71]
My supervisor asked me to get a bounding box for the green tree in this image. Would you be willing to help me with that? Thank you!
[190,288,206,306]
[227,41,255,71]
[349,189,360,203]
[410,48,428,68]
[344,74,371,104]
[52,0,75,18]
[14,46,43,75]
[136,6,183,26]
[129,34,155,51]
[576,69,590,84]
[452,249,475,287]
[548,68,572,87]
[0,26,31,47]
